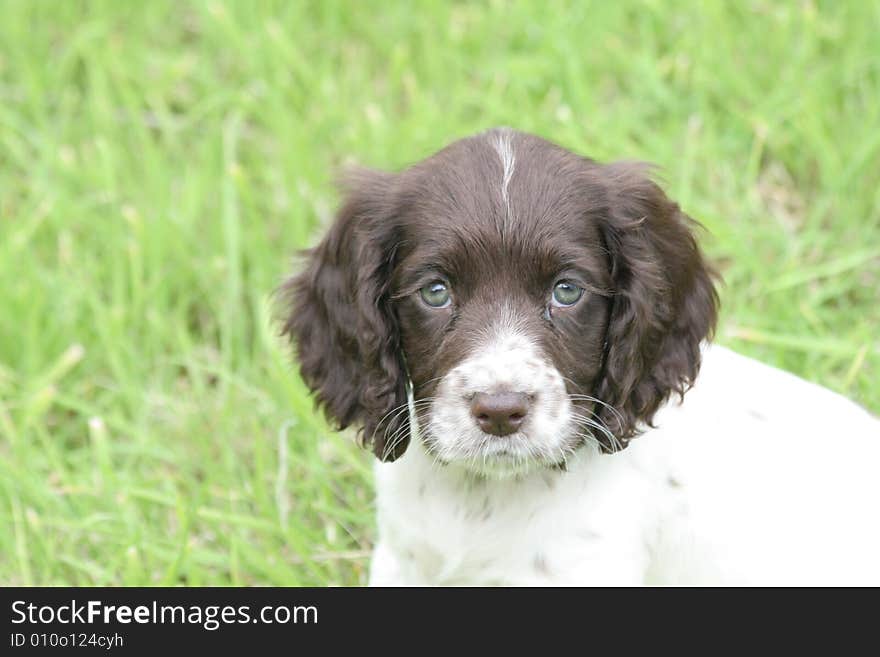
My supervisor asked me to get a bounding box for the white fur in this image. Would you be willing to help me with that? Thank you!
[426,320,572,477]
[489,128,515,219]
[370,345,880,585]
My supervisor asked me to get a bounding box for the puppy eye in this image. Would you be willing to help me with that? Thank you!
[419,281,451,308]
[551,280,584,307]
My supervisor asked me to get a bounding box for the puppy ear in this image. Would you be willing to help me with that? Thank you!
[595,163,719,449]
[279,168,411,461]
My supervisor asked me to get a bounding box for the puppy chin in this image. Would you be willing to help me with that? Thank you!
[421,425,573,479]
[463,455,539,479]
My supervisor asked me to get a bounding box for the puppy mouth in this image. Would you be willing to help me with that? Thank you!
[467,436,529,461]
[419,420,576,477]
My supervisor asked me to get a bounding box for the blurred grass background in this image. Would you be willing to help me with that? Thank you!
[1,0,878,585]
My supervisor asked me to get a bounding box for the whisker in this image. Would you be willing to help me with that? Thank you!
[373,397,437,457]
[571,429,603,453]
[569,412,622,452]
[567,393,625,425]
[414,375,447,392]
[370,402,411,443]
[374,396,437,431]
[381,422,412,460]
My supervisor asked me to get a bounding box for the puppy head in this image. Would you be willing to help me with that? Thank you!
[281,129,718,476]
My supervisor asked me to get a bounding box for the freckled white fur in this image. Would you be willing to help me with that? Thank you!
[370,345,880,585]
[426,321,571,476]
[489,128,515,220]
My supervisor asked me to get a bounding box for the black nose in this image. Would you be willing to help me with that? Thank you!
[470,392,531,436]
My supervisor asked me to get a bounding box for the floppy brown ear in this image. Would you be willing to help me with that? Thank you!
[279,169,411,461]
[594,163,719,450]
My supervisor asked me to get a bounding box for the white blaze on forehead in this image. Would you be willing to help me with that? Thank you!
[489,128,516,219]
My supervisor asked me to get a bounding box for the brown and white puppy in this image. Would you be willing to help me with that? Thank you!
[281,129,880,585]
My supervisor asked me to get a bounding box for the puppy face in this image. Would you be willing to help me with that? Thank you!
[390,132,613,474]
[281,129,717,476]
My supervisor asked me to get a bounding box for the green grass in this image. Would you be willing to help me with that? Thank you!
[1,0,878,586]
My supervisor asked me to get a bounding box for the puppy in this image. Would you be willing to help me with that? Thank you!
[281,128,880,585]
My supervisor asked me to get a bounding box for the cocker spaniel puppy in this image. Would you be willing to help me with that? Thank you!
[281,128,880,585]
